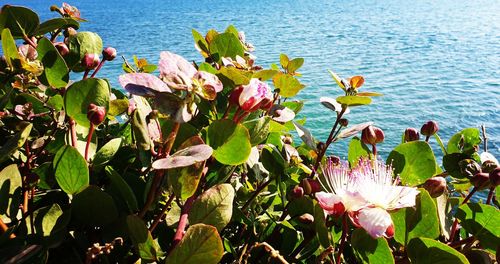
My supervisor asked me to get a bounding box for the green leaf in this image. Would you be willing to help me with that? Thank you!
[105,166,138,213]
[92,138,123,172]
[313,202,331,248]
[273,73,305,98]
[164,224,223,264]
[209,32,244,62]
[336,96,372,106]
[64,78,110,127]
[351,229,395,264]
[217,67,251,87]
[126,215,162,261]
[72,185,118,227]
[0,122,32,163]
[192,29,209,56]
[53,145,89,195]
[0,164,22,222]
[391,189,440,246]
[443,153,470,179]
[207,119,251,165]
[0,5,39,39]
[189,184,235,231]
[456,203,500,253]
[1,28,20,69]
[387,141,437,186]
[407,237,470,264]
[348,137,371,167]
[26,203,67,237]
[66,31,103,71]
[279,54,289,69]
[108,98,129,118]
[287,57,304,73]
[35,18,79,35]
[252,69,279,81]
[447,128,481,155]
[36,37,69,88]
[243,117,271,146]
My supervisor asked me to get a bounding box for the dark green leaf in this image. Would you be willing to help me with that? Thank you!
[64,78,110,127]
[36,37,69,88]
[0,5,39,39]
[105,166,138,213]
[72,185,118,227]
[66,31,103,71]
[243,117,271,146]
[351,229,395,264]
[126,215,162,261]
[0,122,32,163]
[92,138,123,172]
[209,32,244,62]
[207,119,251,165]
[387,141,437,186]
[35,18,79,35]
[26,203,67,237]
[407,237,470,264]
[447,128,481,155]
[313,202,331,248]
[456,203,500,253]
[53,145,89,195]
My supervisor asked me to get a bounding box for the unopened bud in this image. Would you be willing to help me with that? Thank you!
[339,118,348,127]
[300,179,321,195]
[228,86,243,106]
[489,167,500,187]
[420,120,439,137]
[301,178,312,195]
[282,136,293,145]
[470,173,490,190]
[385,224,395,238]
[102,47,117,61]
[481,161,497,174]
[291,186,304,199]
[459,159,481,178]
[50,5,60,12]
[81,53,100,70]
[316,141,326,153]
[65,27,77,37]
[404,127,420,142]
[298,213,314,224]
[361,125,384,145]
[423,177,446,198]
[54,42,69,56]
[87,103,106,125]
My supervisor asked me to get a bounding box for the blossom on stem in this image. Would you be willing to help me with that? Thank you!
[316,158,419,239]
[237,78,273,112]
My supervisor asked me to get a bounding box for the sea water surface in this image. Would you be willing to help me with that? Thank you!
[9,0,500,159]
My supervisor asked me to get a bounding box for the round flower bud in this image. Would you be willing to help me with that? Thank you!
[102,47,117,61]
[282,136,293,145]
[87,103,106,125]
[300,179,321,195]
[404,127,420,142]
[489,167,500,187]
[459,159,481,178]
[81,53,100,70]
[361,125,384,145]
[65,27,77,37]
[481,160,497,174]
[385,224,395,238]
[423,177,447,198]
[54,42,69,56]
[339,118,349,127]
[420,120,439,137]
[470,172,490,190]
[238,78,273,112]
[291,186,304,199]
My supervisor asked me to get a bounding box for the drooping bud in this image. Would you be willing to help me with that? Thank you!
[87,103,106,125]
[81,53,100,70]
[339,118,349,127]
[420,120,439,137]
[301,178,312,195]
[361,125,384,145]
[291,186,304,199]
[459,159,481,178]
[54,42,69,56]
[423,177,447,198]
[238,78,273,112]
[470,173,490,190]
[489,167,500,187]
[102,47,117,61]
[404,127,420,142]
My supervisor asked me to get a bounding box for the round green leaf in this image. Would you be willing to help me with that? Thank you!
[209,32,244,62]
[64,78,110,127]
[0,164,23,222]
[36,37,69,88]
[387,141,437,186]
[351,229,395,264]
[53,145,89,195]
[207,119,251,165]
[447,128,481,155]
[456,203,500,253]
[26,203,67,237]
[35,18,79,35]
[243,117,271,146]
[66,31,103,71]
[1,28,20,69]
[92,138,123,172]
[273,73,305,98]
[188,184,235,231]
[0,5,39,39]
[164,224,223,264]
[336,96,372,106]
[407,237,470,264]
[72,185,118,227]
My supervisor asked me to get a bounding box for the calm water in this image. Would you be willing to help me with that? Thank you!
[8,0,500,159]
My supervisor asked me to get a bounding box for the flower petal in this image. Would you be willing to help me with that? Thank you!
[315,192,345,217]
[159,51,197,88]
[355,207,393,239]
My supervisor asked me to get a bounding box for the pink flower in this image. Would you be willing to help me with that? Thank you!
[238,78,273,112]
[316,159,419,239]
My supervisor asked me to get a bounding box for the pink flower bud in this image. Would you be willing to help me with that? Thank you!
[404,127,420,142]
[102,47,117,61]
[229,86,243,106]
[470,172,490,190]
[423,177,447,198]
[81,53,100,70]
[361,125,384,145]
[420,120,439,137]
[291,186,304,199]
[54,42,69,56]
[87,103,106,125]
[489,167,500,187]
[238,78,273,112]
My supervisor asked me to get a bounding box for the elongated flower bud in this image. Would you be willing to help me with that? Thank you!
[420,120,439,137]
[404,127,420,142]
[489,167,500,187]
[291,186,304,199]
[238,78,273,112]
[470,172,490,190]
[54,42,69,56]
[361,126,384,145]
[423,177,446,198]
[81,53,100,70]
[87,103,106,125]
[102,47,117,61]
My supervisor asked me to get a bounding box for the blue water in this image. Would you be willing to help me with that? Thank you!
[7,0,500,159]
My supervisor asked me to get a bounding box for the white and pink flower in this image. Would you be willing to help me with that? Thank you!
[316,159,419,239]
[235,78,273,112]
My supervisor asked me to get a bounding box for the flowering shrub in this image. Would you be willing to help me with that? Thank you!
[0,3,499,264]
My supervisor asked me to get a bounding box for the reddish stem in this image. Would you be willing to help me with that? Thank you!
[336,214,349,264]
[149,194,175,232]
[172,196,195,246]
[85,123,95,161]
[449,187,477,242]
[69,118,77,147]
[0,218,15,238]
[23,35,37,49]
[222,104,233,119]
[82,69,90,80]
[90,60,105,78]
[486,187,495,205]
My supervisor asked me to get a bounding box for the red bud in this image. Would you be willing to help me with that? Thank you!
[489,167,500,187]
[423,177,446,198]
[229,86,243,106]
[87,103,106,125]
[291,186,304,199]
[81,53,100,70]
[361,125,384,145]
[54,42,69,56]
[404,127,420,142]
[420,120,439,137]
[470,172,490,190]
[385,224,395,238]
[102,47,117,61]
